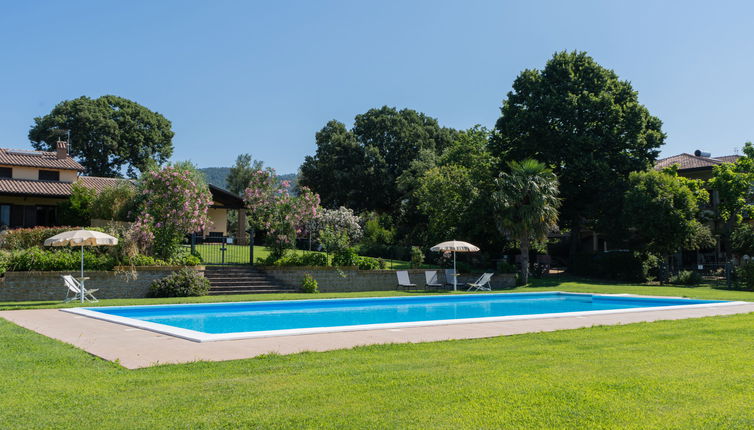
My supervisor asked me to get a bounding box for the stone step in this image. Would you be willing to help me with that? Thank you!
[209,283,281,289]
[208,288,296,295]
[210,281,278,288]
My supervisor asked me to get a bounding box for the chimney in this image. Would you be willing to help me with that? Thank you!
[56,140,68,159]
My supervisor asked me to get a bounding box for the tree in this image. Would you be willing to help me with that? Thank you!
[411,126,501,250]
[493,159,561,285]
[133,166,213,259]
[29,95,174,177]
[226,154,266,195]
[299,107,457,214]
[492,51,664,258]
[622,169,713,260]
[243,168,320,259]
[309,207,363,246]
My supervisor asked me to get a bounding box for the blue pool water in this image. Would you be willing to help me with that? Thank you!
[87,292,725,335]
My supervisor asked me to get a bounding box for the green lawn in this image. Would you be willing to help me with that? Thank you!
[193,244,433,269]
[2,278,754,428]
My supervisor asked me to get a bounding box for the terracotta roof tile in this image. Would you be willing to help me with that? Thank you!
[0,178,74,197]
[654,153,740,171]
[0,148,84,171]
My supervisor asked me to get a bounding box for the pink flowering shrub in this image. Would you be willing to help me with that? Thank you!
[134,167,213,259]
[243,169,320,259]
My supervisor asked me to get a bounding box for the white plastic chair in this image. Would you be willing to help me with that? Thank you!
[466,273,494,292]
[424,271,443,290]
[62,275,99,303]
[396,270,416,290]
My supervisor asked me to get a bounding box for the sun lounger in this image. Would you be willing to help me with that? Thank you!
[396,270,417,291]
[62,275,99,302]
[424,271,443,290]
[444,269,457,288]
[466,273,493,292]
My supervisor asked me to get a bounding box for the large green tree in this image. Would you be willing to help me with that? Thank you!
[29,95,174,177]
[226,153,266,195]
[493,159,561,285]
[299,106,457,215]
[412,126,500,249]
[492,51,664,256]
[622,169,713,259]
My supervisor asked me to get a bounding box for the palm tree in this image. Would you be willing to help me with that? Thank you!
[493,159,561,285]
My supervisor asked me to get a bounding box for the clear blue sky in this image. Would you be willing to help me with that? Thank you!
[1,0,753,174]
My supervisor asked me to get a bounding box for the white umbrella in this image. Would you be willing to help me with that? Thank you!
[44,229,118,303]
[430,240,480,291]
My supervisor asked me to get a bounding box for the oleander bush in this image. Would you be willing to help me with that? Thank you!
[147,268,210,298]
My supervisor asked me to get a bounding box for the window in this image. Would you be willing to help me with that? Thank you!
[38,170,60,181]
[0,205,9,228]
[0,167,11,178]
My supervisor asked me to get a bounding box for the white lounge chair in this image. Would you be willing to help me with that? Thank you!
[396,270,416,290]
[62,275,99,303]
[466,273,494,292]
[424,271,443,290]
[444,269,457,288]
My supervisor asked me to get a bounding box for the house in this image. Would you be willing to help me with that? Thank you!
[578,150,740,259]
[0,142,245,240]
[654,149,741,266]
[654,149,740,180]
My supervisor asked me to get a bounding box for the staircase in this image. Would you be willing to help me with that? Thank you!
[204,266,296,295]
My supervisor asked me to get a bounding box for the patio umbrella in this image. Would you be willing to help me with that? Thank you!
[430,240,480,291]
[44,229,118,303]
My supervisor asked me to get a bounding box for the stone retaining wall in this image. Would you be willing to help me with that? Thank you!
[260,266,516,292]
[0,266,204,302]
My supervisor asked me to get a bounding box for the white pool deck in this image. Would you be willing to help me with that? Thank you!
[2,293,753,369]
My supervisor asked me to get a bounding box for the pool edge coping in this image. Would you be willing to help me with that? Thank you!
[61,292,750,343]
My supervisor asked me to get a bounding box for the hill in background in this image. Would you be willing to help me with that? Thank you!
[199,167,298,194]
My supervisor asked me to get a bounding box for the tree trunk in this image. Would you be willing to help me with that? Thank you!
[520,235,530,285]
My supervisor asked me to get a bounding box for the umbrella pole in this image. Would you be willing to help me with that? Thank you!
[80,245,84,303]
[453,251,457,292]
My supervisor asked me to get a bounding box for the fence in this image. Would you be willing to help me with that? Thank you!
[190,233,252,265]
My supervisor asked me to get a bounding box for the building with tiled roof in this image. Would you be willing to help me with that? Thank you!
[0,143,243,235]
[654,150,740,180]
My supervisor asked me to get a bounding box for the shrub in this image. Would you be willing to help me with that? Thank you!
[301,273,319,293]
[147,268,210,297]
[670,270,703,285]
[410,246,424,268]
[733,263,754,291]
[377,258,386,269]
[89,181,139,222]
[332,247,358,267]
[300,252,328,267]
[0,226,104,250]
[496,260,517,274]
[355,256,380,270]
[569,251,659,282]
[5,247,116,272]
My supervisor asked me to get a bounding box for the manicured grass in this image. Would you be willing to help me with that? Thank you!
[2,277,754,428]
[193,244,429,269]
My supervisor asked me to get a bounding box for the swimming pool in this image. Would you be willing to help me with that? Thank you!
[63,292,739,342]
